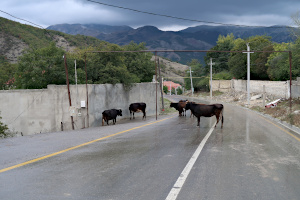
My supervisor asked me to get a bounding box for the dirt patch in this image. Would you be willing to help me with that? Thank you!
[53,35,76,52]
[152,56,189,84]
[0,33,28,63]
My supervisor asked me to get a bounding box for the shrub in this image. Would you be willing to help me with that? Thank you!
[0,112,9,138]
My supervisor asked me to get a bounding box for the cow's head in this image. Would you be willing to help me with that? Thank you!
[170,102,177,108]
[117,109,122,116]
[185,102,192,110]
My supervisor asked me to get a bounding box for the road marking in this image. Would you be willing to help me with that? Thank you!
[165,121,217,200]
[257,114,300,142]
[0,115,176,174]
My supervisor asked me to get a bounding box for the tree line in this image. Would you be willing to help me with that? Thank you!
[184,33,300,91]
[0,41,155,89]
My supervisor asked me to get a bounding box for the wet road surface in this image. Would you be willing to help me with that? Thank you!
[0,95,299,200]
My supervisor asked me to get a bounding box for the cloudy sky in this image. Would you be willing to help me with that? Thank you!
[0,0,299,31]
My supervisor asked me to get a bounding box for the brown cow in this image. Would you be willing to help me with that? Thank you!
[170,99,188,116]
[185,102,224,127]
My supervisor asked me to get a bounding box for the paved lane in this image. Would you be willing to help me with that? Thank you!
[0,95,299,200]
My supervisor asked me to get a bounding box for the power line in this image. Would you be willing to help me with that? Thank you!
[86,0,290,29]
[0,9,45,29]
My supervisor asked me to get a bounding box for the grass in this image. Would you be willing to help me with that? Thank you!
[196,90,224,97]
[159,97,177,115]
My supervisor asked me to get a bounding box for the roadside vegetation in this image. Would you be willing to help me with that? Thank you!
[0,112,9,138]
[159,98,177,115]
[251,99,300,128]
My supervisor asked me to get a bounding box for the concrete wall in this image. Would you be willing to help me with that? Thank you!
[211,80,232,93]
[211,79,293,99]
[291,78,300,99]
[0,83,160,136]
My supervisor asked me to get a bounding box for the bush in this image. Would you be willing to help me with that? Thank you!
[0,112,9,138]
[163,85,169,94]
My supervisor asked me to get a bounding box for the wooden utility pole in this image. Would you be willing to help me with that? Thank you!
[64,54,74,130]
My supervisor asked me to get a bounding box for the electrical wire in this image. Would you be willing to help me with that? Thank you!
[0,9,45,29]
[86,0,290,29]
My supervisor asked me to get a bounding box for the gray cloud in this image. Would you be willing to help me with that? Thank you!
[0,0,299,30]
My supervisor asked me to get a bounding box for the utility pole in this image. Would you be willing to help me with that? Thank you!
[158,58,164,111]
[63,54,74,130]
[243,43,253,106]
[189,66,194,96]
[75,60,79,108]
[209,58,215,99]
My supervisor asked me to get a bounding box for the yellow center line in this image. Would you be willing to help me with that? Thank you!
[258,114,300,142]
[0,115,176,174]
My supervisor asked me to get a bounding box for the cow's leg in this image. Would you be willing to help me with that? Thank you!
[215,113,220,127]
[133,112,135,119]
[221,110,224,128]
[197,116,200,126]
[143,110,146,119]
[130,111,132,120]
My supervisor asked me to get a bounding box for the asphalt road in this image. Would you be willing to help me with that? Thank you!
[0,95,299,200]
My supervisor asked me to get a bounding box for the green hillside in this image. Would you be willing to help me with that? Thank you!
[0,17,107,63]
[0,17,156,90]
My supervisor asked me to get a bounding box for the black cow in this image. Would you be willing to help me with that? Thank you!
[129,102,146,119]
[170,100,188,116]
[185,102,224,127]
[102,109,122,126]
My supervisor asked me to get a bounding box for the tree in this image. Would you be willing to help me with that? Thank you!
[123,42,155,82]
[248,36,273,80]
[228,36,273,80]
[15,42,66,89]
[14,41,155,89]
[184,59,208,91]
[163,85,168,94]
[0,56,16,89]
[0,112,9,138]
[267,39,300,80]
[204,34,235,74]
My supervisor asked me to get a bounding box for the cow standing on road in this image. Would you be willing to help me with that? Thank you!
[102,109,122,126]
[170,99,188,116]
[185,102,224,127]
[129,102,146,120]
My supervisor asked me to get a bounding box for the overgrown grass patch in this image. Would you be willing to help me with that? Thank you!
[159,98,177,115]
[258,99,300,127]
[196,90,224,97]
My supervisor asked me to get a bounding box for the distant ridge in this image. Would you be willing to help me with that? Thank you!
[47,23,296,64]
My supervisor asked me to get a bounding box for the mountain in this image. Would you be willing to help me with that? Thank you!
[47,23,296,64]
[0,17,107,63]
[47,24,133,37]
[181,25,294,44]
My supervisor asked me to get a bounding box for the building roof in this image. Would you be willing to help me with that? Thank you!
[163,81,182,90]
